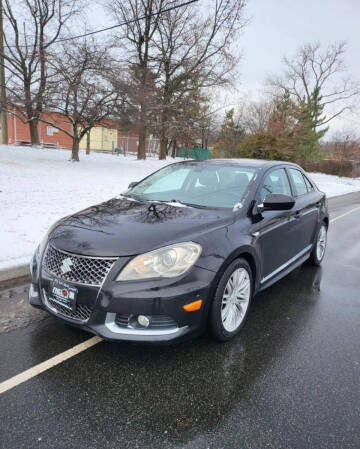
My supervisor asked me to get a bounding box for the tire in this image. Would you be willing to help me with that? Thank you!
[309,222,327,266]
[209,258,253,342]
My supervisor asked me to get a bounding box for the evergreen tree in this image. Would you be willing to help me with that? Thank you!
[295,88,328,160]
[213,109,245,157]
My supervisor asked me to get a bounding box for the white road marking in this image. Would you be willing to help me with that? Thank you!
[330,205,360,223]
[0,336,102,394]
[1,204,360,396]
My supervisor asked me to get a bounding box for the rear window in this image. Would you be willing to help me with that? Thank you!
[303,174,314,192]
[289,168,308,196]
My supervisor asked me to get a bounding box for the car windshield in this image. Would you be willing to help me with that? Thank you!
[126,162,258,208]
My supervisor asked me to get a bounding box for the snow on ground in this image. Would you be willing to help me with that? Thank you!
[0,145,175,270]
[308,172,360,198]
[1,144,360,270]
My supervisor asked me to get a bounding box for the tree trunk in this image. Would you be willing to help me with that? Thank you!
[137,102,147,160]
[29,118,40,146]
[71,138,80,161]
[24,79,39,145]
[86,131,91,155]
[159,128,167,160]
[171,138,177,158]
[138,125,147,160]
[159,106,168,160]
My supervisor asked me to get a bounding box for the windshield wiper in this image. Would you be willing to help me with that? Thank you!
[169,199,210,209]
[121,193,144,202]
[123,196,209,209]
[170,199,186,205]
[145,198,188,207]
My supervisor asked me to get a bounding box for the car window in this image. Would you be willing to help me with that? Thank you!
[141,168,191,193]
[260,168,292,201]
[303,174,314,192]
[289,168,308,196]
[127,163,258,208]
[217,166,255,184]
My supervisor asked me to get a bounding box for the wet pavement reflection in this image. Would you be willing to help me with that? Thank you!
[0,197,359,449]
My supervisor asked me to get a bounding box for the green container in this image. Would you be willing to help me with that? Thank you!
[176,147,211,160]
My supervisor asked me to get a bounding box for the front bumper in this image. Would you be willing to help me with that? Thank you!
[29,265,216,344]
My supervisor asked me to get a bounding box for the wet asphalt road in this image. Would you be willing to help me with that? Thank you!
[0,193,360,449]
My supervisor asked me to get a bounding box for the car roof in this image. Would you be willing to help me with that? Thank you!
[173,158,301,169]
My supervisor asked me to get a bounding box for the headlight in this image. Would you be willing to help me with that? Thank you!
[116,242,202,281]
[30,229,52,279]
[30,244,40,278]
[39,232,49,255]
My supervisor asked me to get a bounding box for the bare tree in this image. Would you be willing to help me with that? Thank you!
[2,0,78,145]
[328,130,360,161]
[107,0,165,160]
[165,91,214,154]
[268,41,360,129]
[153,0,247,159]
[242,100,274,135]
[43,41,120,161]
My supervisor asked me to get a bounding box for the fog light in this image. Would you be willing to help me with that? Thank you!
[183,299,202,312]
[137,315,150,327]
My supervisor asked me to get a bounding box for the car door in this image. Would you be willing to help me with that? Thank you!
[251,167,298,281]
[286,168,320,254]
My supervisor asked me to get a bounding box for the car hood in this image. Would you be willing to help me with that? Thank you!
[48,197,235,257]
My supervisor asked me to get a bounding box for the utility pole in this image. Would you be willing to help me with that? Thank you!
[0,0,8,144]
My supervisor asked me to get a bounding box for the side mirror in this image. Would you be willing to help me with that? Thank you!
[262,193,295,211]
[128,181,138,189]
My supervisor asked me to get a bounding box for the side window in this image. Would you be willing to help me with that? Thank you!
[289,169,308,196]
[260,168,292,201]
[303,174,314,192]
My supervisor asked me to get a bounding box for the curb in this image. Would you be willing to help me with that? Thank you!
[0,264,29,283]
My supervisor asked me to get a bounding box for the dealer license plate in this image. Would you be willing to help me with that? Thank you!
[50,279,78,311]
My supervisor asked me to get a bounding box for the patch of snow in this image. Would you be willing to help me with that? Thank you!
[309,172,360,197]
[0,145,182,270]
[1,145,360,270]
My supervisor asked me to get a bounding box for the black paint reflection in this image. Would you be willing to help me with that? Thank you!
[46,197,233,257]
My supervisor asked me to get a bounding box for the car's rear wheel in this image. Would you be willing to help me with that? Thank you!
[309,222,327,266]
[209,258,253,342]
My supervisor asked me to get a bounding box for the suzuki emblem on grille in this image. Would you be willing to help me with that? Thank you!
[60,257,74,274]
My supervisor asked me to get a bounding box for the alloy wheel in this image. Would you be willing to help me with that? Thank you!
[316,225,327,261]
[221,268,251,332]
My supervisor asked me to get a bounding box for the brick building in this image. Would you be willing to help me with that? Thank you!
[6,106,147,154]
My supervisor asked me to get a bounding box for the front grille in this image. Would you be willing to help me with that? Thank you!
[46,295,93,322]
[43,244,117,286]
[115,314,178,330]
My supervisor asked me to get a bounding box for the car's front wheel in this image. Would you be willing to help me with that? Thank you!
[309,222,327,266]
[209,258,253,342]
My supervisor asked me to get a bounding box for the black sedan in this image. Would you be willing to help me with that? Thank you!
[29,159,329,343]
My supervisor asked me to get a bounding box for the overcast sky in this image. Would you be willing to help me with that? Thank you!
[238,0,360,134]
[89,0,359,135]
[239,0,360,90]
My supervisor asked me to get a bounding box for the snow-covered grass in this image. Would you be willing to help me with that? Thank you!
[308,172,360,198]
[1,144,360,270]
[0,145,176,270]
